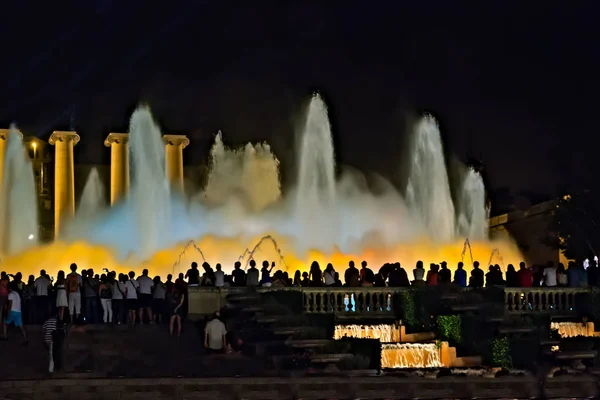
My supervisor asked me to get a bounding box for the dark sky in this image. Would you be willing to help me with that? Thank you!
[1,2,598,202]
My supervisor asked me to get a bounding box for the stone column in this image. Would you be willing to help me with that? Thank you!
[49,131,80,238]
[163,134,190,191]
[104,133,129,205]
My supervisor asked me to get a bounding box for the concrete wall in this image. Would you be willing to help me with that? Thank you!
[1,375,598,399]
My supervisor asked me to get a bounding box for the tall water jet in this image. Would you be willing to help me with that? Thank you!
[0,126,39,255]
[297,93,336,208]
[295,93,337,251]
[456,167,488,240]
[129,106,170,259]
[75,168,106,220]
[204,132,281,211]
[406,115,455,242]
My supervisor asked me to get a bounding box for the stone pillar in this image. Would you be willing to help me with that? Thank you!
[49,131,80,238]
[104,133,129,205]
[163,134,189,190]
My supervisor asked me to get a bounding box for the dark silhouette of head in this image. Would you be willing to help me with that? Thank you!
[234,261,241,270]
[361,260,367,268]
[191,262,198,270]
[70,263,77,272]
[262,260,269,269]
[143,269,148,276]
[216,264,222,271]
[128,271,135,279]
[250,260,256,268]
[457,262,464,270]
[473,261,480,269]
[519,261,526,270]
[349,261,355,268]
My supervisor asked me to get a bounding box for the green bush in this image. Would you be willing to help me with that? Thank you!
[400,291,418,328]
[490,337,512,369]
[437,315,462,345]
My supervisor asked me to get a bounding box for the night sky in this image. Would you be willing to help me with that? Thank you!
[1,2,598,207]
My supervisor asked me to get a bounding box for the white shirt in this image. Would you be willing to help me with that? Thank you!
[34,276,51,296]
[112,282,126,300]
[8,291,21,312]
[137,276,154,294]
[543,267,557,287]
[413,268,425,281]
[205,319,227,349]
[125,280,138,299]
[324,271,336,285]
[214,270,225,287]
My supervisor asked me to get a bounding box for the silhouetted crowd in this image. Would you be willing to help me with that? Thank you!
[0,258,595,337]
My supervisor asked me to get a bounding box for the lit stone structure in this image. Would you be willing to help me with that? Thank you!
[104,133,130,205]
[163,134,189,191]
[49,131,80,237]
[0,129,23,188]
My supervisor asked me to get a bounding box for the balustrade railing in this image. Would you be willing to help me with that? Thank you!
[298,287,399,315]
[187,286,592,317]
[504,287,590,313]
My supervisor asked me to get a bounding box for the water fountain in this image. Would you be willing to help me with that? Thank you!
[238,235,287,269]
[0,94,523,278]
[204,132,281,212]
[75,168,106,220]
[381,343,444,368]
[334,324,401,342]
[461,238,474,265]
[457,167,488,240]
[171,240,207,275]
[0,126,39,255]
[406,115,455,242]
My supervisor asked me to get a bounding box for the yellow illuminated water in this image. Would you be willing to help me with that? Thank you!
[0,235,522,280]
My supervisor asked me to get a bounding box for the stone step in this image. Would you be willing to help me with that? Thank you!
[272,326,324,338]
[226,292,262,304]
[286,339,332,349]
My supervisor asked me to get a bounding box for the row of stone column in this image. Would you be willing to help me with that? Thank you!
[50,131,189,238]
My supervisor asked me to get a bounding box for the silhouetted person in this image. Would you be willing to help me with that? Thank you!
[309,261,323,286]
[426,264,439,286]
[359,261,374,285]
[344,261,360,287]
[260,261,275,286]
[246,260,259,287]
[557,263,568,286]
[232,262,246,286]
[587,260,599,287]
[542,261,558,287]
[200,262,215,286]
[453,262,467,287]
[323,264,336,286]
[517,262,533,287]
[185,262,200,285]
[301,272,310,287]
[438,261,451,284]
[293,270,301,286]
[505,264,519,287]
[470,261,484,288]
[413,261,425,286]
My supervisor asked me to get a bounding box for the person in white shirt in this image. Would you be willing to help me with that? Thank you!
[34,270,52,323]
[204,311,227,353]
[2,287,27,343]
[111,273,127,324]
[214,264,225,288]
[125,272,139,325]
[152,276,166,324]
[136,269,154,324]
[542,262,558,287]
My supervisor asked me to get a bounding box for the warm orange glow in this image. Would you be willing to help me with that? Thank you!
[0,234,523,280]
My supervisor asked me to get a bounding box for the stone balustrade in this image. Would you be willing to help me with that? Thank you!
[187,286,593,317]
[504,287,590,313]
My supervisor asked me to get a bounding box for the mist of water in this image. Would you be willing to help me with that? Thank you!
[10,94,499,271]
[204,131,281,212]
[0,126,39,255]
[406,115,456,242]
[456,168,488,240]
[129,106,171,259]
[76,168,106,220]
